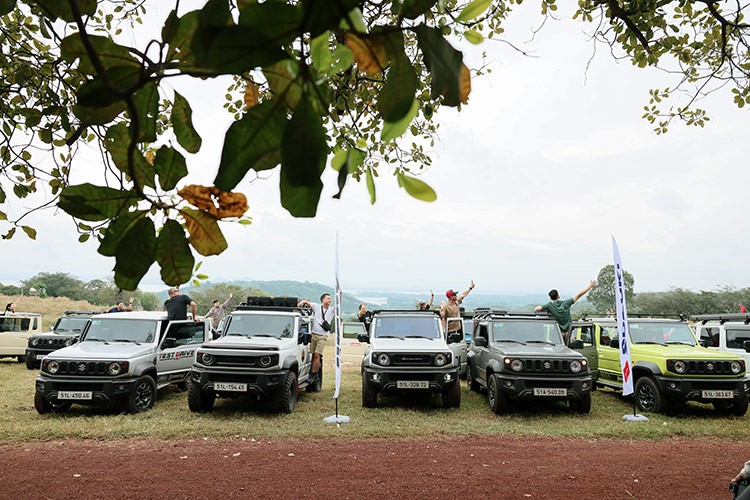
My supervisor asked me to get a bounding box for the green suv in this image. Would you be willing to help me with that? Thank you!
[570,317,747,415]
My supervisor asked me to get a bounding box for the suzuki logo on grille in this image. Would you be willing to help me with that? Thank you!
[77,363,87,372]
[707,363,715,371]
[543,361,551,370]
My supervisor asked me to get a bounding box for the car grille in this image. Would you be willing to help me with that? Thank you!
[56,361,110,376]
[31,338,72,348]
[213,355,278,368]
[391,354,433,366]
[523,359,571,374]
[686,360,738,375]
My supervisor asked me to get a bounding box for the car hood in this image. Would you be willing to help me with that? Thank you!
[32,331,79,340]
[370,337,450,353]
[491,343,581,358]
[633,343,745,360]
[49,342,155,360]
[205,335,294,351]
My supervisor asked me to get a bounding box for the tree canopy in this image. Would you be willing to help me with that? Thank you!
[588,264,636,312]
[1,0,748,290]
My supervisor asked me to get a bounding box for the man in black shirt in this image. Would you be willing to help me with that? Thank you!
[164,287,198,321]
[357,303,373,332]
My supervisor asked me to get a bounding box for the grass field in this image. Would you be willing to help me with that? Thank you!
[3,341,750,445]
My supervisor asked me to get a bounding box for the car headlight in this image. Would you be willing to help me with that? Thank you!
[64,338,74,347]
[108,362,123,376]
[434,353,448,367]
[46,360,59,374]
[31,338,40,346]
[259,355,272,367]
[731,361,743,374]
[510,359,523,372]
[673,360,687,374]
[570,360,582,373]
[376,353,390,366]
[200,352,215,365]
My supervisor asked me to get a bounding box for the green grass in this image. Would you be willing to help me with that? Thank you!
[3,356,750,444]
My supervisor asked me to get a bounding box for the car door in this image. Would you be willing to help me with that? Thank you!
[596,324,622,384]
[0,316,32,355]
[472,323,491,386]
[298,317,312,379]
[446,317,467,374]
[570,323,598,378]
[157,320,207,384]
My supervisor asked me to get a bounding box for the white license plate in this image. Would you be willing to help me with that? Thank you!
[215,382,247,392]
[58,391,92,400]
[702,390,734,399]
[396,381,429,389]
[533,388,567,396]
[36,354,45,360]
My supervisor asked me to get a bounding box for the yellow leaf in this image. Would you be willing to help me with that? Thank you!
[145,150,155,165]
[178,184,248,219]
[344,32,387,75]
[244,81,260,109]
[459,63,471,104]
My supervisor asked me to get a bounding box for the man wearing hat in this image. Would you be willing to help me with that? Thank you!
[440,281,475,334]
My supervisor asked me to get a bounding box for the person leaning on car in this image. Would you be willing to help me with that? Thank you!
[534,280,596,342]
[298,294,334,383]
[440,281,474,333]
[164,287,198,322]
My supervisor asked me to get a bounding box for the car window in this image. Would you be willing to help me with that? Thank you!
[373,316,441,339]
[699,327,720,347]
[166,322,204,346]
[492,320,562,344]
[726,328,750,350]
[572,325,594,346]
[600,326,616,347]
[225,314,294,338]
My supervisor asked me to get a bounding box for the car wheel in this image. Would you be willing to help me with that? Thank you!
[713,397,749,416]
[34,392,71,414]
[187,380,215,413]
[569,393,592,414]
[441,381,461,408]
[271,371,298,414]
[467,363,480,392]
[306,364,323,393]
[362,375,378,408]
[635,377,666,414]
[25,356,37,370]
[488,374,508,414]
[17,355,26,363]
[126,375,156,413]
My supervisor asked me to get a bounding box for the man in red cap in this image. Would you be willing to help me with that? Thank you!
[440,281,475,334]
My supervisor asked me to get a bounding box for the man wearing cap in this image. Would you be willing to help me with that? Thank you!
[440,281,475,333]
[534,280,597,341]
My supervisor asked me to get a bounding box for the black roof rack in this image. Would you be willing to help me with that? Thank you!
[578,313,686,321]
[691,313,750,325]
[64,310,103,316]
[473,310,551,321]
[373,309,440,315]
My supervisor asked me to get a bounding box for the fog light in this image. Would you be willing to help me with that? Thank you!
[582,381,590,390]
[443,373,453,383]
[504,380,513,388]
[372,373,381,382]
[269,375,278,383]
[668,382,677,390]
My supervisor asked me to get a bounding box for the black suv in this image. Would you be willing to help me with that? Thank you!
[25,311,100,370]
[467,310,593,413]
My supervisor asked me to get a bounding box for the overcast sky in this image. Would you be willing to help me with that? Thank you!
[1,3,747,296]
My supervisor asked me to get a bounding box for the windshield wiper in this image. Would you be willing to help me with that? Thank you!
[113,339,141,344]
[251,334,278,338]
[635,341,666,346]
[665,341,692,345]
[405,335,435,339]
[495,339,526,345]
[375,335,402,339]
[84,337,108,344]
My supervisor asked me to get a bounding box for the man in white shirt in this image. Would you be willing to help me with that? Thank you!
[298,294,333,383]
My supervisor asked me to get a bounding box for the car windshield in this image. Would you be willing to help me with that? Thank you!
[373,315,441,339]
[54,316,89,333]
[224,314,294,339]
[629,322,695,346]
[492,320,563,345]
[83,319,157,344]
[0,316,31,332]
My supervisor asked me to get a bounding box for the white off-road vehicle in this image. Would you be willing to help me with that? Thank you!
[26,311,100,369]
[0,312,42,363]
[35,311,209,414]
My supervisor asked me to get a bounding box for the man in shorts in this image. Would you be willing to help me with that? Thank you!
[440,281,475,335]
[298,293,333,383]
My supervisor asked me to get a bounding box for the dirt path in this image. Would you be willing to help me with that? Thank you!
[1,435,741,499]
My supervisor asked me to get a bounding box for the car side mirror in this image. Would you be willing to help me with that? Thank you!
[357,333,369,344]
[743,340,750,353]
[448,332,463,344]
[474,337,488,348]
[162,338,177,349]
[699,339,709,348]
[609,338,619,349]
[569,339,584,349]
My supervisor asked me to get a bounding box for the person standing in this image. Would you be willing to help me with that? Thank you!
[298,294,333,383]
[440,281,474,334]
[418,290,435,311]
[204,293,233,328]
[164,287,198,321]
[534,280,597,340]
[3,303,16,315]
[108,297,133,313]
[357,303,373,332]
[731,460,750,500]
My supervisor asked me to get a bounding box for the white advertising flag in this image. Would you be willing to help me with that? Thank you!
[612,237,634,396]
[333,232,342,400]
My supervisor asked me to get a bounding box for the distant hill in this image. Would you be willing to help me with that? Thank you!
[228,280,364,317]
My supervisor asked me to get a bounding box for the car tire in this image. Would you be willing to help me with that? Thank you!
[125,375,156,413]
[467,363,480,392]
[635,376,667,414]
[271,371,298,414]
[187,380,215,413]
[306,364,323,393]
[34,392,72,414]
[713,397,749,416]
[488,374,508,414]
[441,381,461,408]
[362,376,378,408]
[569,393,592,414]
[25,356,37,370]
[17,355,26,363]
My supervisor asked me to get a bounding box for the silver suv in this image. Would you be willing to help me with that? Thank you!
[358,310,461,408]
[188,298,319,414]
[35,311,209,414]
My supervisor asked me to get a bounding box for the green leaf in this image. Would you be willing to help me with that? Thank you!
[162,8,179,46]
[464,30,484,45]
[98,211,146,257]
[73,101,126,126]
[113,217,156,291]
[310,32,333,73]
[400,0,438,19]
[456,0,492,22]
[2,227,16,240]
[156,219,195,286]
[132,82,159,143]
[0,0,16,16]
[263,59,303,109]
[238,1,302,35]
[59,183,140,222]
[377,44,418,122]
[76,66,142,108]
[279,182,323,217]
[166,10,199,63]
[343,7,367,32]
[180,208,228,256]
[195,273,209,280]
[281,97,328,188]
[104,123,156,189]
[154,146,188,191]
[172,92,202,154]
[414,24,464,106]
[61,35,140,73]
[366,168,376,204]
[381,99,419,142]
[329,43,355,74]
[21,225,36,240]
[301,0,363,38]
[0,185,5,204]
[35,0,95,21]
[214,101,285,191]
[397,173,437,202]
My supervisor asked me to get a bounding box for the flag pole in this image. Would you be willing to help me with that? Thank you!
[324,231,350,425]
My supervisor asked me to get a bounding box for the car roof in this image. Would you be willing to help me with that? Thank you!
[576,317,685,323]
[3,311,41,317]
[96,311,169,320]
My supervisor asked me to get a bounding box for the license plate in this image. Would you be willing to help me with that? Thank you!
[58,391,92,400]
[36,354,45,360]
[702,390,734,399]
[396,380,429,389]
[215,382,247,392]
[533,388,567,396]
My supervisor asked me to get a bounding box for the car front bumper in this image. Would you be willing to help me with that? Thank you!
[362,367,460,394]
[35,375,138,406]
[190,366,288,396]
[653,375,746,403]
[495,373,593,401]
